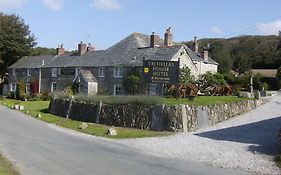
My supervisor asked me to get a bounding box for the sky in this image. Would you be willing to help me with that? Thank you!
[1,0,281,51]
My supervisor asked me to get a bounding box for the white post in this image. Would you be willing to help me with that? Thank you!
[250,74,253,95]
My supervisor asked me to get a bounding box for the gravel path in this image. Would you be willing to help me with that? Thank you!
[117,92,281,175]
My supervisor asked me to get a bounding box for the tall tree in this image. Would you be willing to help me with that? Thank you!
[0,13,36,77]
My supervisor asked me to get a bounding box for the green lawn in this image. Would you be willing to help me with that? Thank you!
[0,153,20,175]
[162,96,247,105]
[0,99,171,139]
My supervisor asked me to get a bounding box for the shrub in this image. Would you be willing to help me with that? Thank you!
[16,82,25,100]
[73,95,161,106]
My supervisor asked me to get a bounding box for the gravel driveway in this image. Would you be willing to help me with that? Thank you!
[117,92,281,175]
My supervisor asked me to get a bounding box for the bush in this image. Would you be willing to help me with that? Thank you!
[16,82,25,100]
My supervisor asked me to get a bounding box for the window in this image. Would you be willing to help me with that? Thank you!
[10,83,16,92]
[149,84,157,95]
[113,67,123,78]
[113,84,122,96]
[99,67,105,77]
[52,68,57,78]
[25,84,31,93]
[51,82,57,92]
[58,68,61,75]
[27,68,31,76]
[12,69,15,76]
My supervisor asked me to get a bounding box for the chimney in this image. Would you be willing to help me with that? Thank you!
[56,44,65,55]
[78,41,87,55]
[87,43,95,52]
[193,36,198,53]
[164,27,173,46]
[150,32,160,48]
[203,47,208,61]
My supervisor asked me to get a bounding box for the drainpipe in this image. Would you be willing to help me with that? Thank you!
[38,60,44,94]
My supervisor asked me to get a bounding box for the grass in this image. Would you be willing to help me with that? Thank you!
[0,153,20,175]
[0,96,249,138]
[162,96,248,105]
[0,99,171,139]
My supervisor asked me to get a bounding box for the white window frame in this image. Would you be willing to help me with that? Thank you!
[52,68,58,78]
[99,67,105,77]
[149,84,157,95]
[27,68,31,76]
[113,67,123,78]
[113,84,122,96]
[12,69,15,76]
[10,83,16,92]
[58,68,61,75]
[51,82,57,92]
[25,83,31,93]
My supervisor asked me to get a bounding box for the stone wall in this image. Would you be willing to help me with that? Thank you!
[48,98,262,132]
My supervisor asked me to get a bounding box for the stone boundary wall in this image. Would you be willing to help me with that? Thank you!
[48,98,262,132]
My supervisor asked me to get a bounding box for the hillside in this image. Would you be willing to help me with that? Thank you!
[184,35,281,73]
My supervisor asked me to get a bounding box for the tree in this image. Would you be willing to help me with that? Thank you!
[0,13,36,77]
[123,68,142,95]
[277,66,281,89]
[179,66,195,84]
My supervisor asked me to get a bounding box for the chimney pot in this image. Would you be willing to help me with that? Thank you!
[78,41,87,55]
[193,36,198,53]
[164,27,173,46]
[56,43,65,55]
[203,48,208,61]
[150,32,160,48]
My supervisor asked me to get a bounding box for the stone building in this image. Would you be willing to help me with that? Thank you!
[7,28,218,96]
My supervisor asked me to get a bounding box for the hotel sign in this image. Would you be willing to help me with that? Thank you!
[143,60,179,84]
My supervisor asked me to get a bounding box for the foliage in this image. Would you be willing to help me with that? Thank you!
[198,72,227,88]
[0,13,36,78]
[64,86,74,96]
[184,35,281,73]
[16,82,25,100]
[31,47,56,56]
[179,66,195,84]
[277,66,281,89]
[122,68,142,95]
[162,96,247,105]
[74,95,161,106]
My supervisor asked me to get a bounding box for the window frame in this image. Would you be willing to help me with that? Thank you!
[25,83,31,93]
[113,84,122,96]
[113,67,123,78]
[51,68,58,78]
[10,83,16,92]
[51,82,57,92]
[98,67,105,77]
[27,68,31,76]
[149,83,157,95]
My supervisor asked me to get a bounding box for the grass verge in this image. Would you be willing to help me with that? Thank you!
[276,154,281,168]
[0,99,171,139]
[0,153,20,175]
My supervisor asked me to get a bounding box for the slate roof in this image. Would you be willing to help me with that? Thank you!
[9,32,218,69]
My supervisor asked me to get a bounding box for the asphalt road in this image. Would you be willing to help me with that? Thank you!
[0,105,251,175]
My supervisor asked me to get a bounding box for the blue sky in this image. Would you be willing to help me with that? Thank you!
[1,0,281,50]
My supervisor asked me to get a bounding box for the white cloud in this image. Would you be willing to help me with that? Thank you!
[256,20,281,35]
[0,0,27,9]
[211,26,223,35]
[90,0,122,10]
[41,0,64,11]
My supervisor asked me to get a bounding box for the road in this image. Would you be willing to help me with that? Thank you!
[0,104,251,175]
